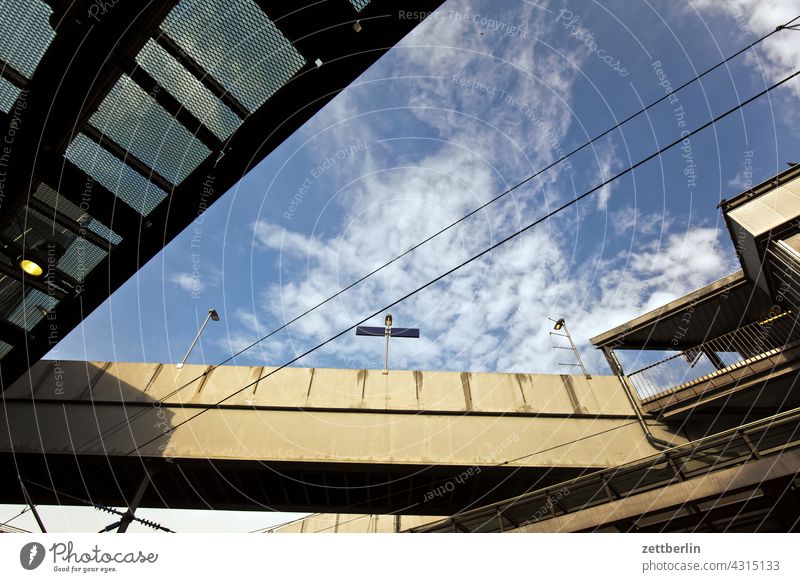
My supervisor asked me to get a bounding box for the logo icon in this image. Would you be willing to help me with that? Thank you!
[20,542,46,570]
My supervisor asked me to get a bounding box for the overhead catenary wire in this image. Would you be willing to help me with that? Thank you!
[72,15,800,454]
[122,64,800,459]
[21,479,175,533]
[0,505,30,529]
[252,512,322,533]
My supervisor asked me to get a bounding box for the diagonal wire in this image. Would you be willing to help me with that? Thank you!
[0,506,30,529]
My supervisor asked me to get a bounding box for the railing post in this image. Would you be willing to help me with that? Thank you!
[665,454,685,482]
[702,346,727,370]
[741,431,761,459]
[624,310,796,403]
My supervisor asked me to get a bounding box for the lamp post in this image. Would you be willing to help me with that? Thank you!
[383,314,392,375]
[550,317,591,379]
[177,308,219,369]
[355,314,419,374]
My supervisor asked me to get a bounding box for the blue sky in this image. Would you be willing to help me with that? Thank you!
[50,0,800,378]
[9,0,798,534]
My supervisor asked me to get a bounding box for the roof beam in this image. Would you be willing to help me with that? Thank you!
[118,55,222,152]
[0,60,27,89]
[26,197,115,252]
[0,261,67,301]
[0,320,30,346]
[153,33,250,119]
[34,155,141,241]
[82,125,175,194]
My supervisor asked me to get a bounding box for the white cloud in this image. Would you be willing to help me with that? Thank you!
[220,1,741,374]
[580,226,735,336]
[242,177,734,374]
[690,0,800,95]
[594,139,622,209]
[611,206,670,236]
[169,272,204,295]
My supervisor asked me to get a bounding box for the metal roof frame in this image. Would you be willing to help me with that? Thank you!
[0,0,445,388]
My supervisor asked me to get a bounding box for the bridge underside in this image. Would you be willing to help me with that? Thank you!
[1,454,588,515]
[0,360,678,514]
[274,417,800,532]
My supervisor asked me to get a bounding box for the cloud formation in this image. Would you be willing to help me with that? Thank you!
[220,0,739,375]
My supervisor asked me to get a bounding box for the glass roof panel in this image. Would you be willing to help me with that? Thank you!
[0,0,55,78]
[6,288,58,331]
[57,235,107,282]
[33,183,123,245]
[350,0,372,12]
[89,75,210,185]
[136,39,242,140]
[160,0,306,112]
[0,76,21,113]
[65,133,167,216]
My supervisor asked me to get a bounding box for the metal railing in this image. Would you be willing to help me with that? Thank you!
[626,311,800,402]
[768,241,800,311]
[408,405,800,533]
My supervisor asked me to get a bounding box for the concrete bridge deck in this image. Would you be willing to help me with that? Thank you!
[0,360,681,514]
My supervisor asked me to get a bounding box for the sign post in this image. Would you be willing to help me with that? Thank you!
[356,314,420,374]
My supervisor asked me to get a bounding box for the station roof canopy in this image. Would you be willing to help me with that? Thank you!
[593,163,800,352]
[0,0,443,388]
[590,271,774,351]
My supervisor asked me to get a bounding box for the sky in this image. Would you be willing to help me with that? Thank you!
[4,0,800,533]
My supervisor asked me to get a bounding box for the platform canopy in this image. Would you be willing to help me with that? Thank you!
[590,270,773,351]
[0,0,444,388]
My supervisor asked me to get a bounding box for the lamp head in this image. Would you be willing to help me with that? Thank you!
[16,239,66,278]
[385,314,393,327]
[209,309,220,322]
[18,257,44,277]
[553,318,565,331]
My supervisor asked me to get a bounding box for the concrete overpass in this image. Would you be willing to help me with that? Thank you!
[267,411,800,533]
[0,360,681,515]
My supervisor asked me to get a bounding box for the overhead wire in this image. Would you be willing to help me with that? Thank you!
[0,505,30,529]
[21,479,175,533]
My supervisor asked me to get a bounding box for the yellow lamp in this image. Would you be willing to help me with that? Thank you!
[19,258,44,277]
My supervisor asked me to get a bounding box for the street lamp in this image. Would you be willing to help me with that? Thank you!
[355,314,419,374]
[176,308,220,369]
[549,317,591,379]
